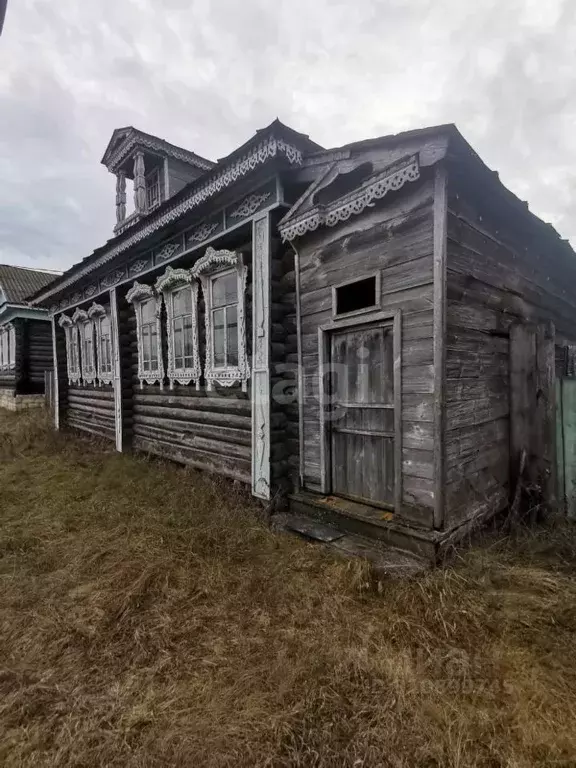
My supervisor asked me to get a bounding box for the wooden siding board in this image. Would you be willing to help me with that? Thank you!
[297,178,436,523]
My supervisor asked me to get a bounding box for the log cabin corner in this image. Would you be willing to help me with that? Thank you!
[0,264,58,410]
[28,120,576,560]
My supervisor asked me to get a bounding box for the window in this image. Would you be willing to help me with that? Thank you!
[126,281,164,388]
[212,271,239,368]
[146,168,160,211]
[155,267,201,389]
[88,302,113,385]
[333,274,379,317]
[0,326,9,369]
[8,325,15,368]
[73,308,97,385]
[192,247,249,391]
[58,314,81,384]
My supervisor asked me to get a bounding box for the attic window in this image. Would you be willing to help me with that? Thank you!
[146,168,161,211]
[334,275,379,317]
[314,162,373,207]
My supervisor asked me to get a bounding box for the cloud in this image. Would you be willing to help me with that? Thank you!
[0,0,575,271]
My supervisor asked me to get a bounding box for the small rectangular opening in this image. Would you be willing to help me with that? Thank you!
[335,276,377,316]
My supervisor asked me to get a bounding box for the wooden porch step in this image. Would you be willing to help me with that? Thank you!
[274,512,428,578]
[288,491,442,562]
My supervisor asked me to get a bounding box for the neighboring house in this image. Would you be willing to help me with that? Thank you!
[0,264,58,410]
[28,121,576,559]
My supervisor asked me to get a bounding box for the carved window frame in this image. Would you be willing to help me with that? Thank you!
[192,247,249,392]
[0,325,10,371]
[58,313,82,385]
[155,266,201,390]
[7,324,15,369]
[87,303,113,386]
[126,281,164,388]
[73,308,97,385]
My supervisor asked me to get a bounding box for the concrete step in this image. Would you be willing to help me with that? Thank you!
[274,512,428,578]
[288,491,441,562]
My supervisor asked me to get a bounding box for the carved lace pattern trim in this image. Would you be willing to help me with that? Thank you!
[280,158,420,242]
[230,192,271,219]
[106,133,214,173]
[155,242,181,263]
[88,303,113,385]
[187,221,219,244]
[36,137,303,303]
[155,268,201,390]
[58,313,81,384]
[126,281,165,388]
[193,249,250,392]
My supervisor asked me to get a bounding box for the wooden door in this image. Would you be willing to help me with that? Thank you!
[329,323,395,506]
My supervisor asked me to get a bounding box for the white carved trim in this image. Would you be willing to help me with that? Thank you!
[51,315,59,430]
[187,221,219,244]
[251,215,271,500]
[156,267,201,390]
[109,288,123,452]
[33,137,303,303]
[88,303,113,386]
[72,308,97,385]
[106,132,214,174]
[155,242,181,263]
[194,248,250,392]
[230,192,271,219]
[0,324,14,371]
[280,157,420,242]
[126,281,164,388]
[58,313,82,385]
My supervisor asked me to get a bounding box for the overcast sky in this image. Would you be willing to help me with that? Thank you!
[1,0,575,272]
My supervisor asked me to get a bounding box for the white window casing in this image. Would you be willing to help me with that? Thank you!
[192,247,249,392]
[155,266,201,390]
[0,326,7,370]
[72,308,97,385]
[58,314,82,384]
[88,303,114,386]
[8,324,15,369]
[126,281,164,388]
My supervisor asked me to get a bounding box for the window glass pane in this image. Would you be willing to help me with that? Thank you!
[141,299,154,324]
[173,287,192,317]
[183,315,193,366]
[212,272,237,308]
[150,324,158,368]
[142,325,151,370]
[227,305,238,366]
[213,308,226,366]
[173,317,183,368]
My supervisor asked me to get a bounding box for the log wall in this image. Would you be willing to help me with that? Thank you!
[444,167,576,530]
[26,319,53,393]
[66,386,116,440]
[128,245,254,484]
[296,174,437,526]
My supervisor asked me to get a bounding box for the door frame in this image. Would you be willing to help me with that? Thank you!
[317,308,402,512]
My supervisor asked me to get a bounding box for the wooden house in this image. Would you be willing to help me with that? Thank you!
[0,264,57,410]
[29,121,576,559]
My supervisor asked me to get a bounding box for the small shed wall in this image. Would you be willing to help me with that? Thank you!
[296,176,437,524]
[444,170,576,530]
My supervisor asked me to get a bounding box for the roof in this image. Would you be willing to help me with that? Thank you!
[0,264,59,305]
[101,126,216,174]
[31,119,322,306]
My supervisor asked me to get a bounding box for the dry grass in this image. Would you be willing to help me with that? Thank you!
[0,410,575,767]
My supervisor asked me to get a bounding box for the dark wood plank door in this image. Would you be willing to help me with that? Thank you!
[329,323,395,506]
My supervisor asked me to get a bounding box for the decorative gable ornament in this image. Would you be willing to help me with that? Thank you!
[279,156,420,242]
